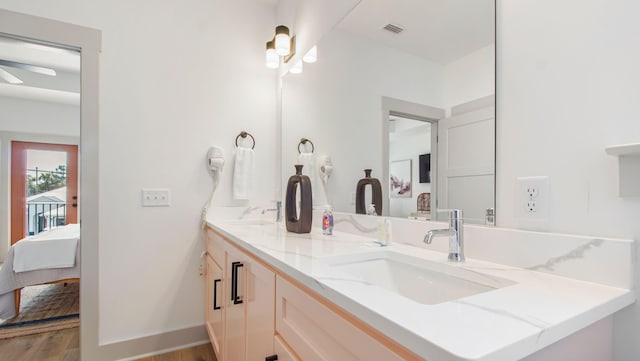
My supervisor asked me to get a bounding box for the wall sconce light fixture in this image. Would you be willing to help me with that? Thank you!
[274,25,291,56]
[265,25,296,69]
[265,25,317,72]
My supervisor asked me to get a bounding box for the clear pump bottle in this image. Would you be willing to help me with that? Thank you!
[322,205,334,235]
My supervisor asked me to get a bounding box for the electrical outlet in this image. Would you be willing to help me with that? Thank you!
[526,186,539,199]
[517,176,549,223]
[141,188,171,207]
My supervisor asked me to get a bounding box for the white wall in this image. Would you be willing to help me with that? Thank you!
[496,1,640,360]
[389,124,431,217]
[0,96,80,262]
[0,0,277,345]
[0,97,79,136]
[282,29,443,214]
[444,43,495,112]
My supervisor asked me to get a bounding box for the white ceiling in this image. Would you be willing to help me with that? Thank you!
[0,36,80,105]
[389,115,430,135]
[337,0,494,65]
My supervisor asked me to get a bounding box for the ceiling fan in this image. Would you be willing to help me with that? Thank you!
[0,59,57,84]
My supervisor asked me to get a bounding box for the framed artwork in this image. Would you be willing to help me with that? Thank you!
[419,153,431,183]
[390,159,412,198]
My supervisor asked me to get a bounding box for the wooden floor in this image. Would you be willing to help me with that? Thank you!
[0,327,79,361]
[0,326,215,361]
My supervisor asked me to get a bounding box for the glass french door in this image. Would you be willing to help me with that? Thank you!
[10,141,78,244]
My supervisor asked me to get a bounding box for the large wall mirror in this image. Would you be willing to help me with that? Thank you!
[282,0,495,225]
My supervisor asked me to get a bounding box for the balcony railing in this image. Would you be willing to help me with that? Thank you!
[26,202,66,236]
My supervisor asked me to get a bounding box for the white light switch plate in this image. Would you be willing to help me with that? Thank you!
[142,188,171,207]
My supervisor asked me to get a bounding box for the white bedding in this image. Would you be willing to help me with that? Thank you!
[13,224,80,273]
[0,224,80,319]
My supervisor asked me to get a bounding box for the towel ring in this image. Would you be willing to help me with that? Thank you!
[298,138,315,154]
[235,131,255,149]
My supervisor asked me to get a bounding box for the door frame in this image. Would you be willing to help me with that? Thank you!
[381,96,445,217]
[10,141,79,244]
[0,9,102,361]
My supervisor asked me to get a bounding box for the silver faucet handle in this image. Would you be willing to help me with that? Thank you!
[436,209,463,220]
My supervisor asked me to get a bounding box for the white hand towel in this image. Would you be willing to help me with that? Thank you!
[233,146,255,200]
[298,152,316,202]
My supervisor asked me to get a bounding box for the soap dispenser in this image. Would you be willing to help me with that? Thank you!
[355,169,382,216]
[285,165,313,233]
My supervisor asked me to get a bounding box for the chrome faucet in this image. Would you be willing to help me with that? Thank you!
[261,201,282,222]
[424,209,465,262]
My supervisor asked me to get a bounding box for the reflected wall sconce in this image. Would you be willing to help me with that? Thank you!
[265,40,279,69]
[302,45,317,63]
[265,25,317,73]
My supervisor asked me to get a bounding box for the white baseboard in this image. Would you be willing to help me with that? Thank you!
[95,324,209,361]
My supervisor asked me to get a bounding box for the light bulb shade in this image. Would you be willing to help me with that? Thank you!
[275,25,291,56]
[303,45,317,63]
[290,60,303,74]
[265,41,279,69]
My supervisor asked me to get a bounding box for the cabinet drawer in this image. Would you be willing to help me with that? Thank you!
[276,276,406,361]
[206,228,224,267]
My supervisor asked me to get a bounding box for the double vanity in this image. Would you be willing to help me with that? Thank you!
[204,210,635,361]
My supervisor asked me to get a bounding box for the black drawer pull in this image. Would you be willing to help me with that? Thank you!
[265,355,278,361]
[231,261,243,304]
[213,279,221,310]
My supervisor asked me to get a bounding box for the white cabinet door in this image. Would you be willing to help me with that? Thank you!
[245,256,276,360]
[223,240,276,361]
[224,244,246,361]
[205,256,224,360]
[274,335,301,361]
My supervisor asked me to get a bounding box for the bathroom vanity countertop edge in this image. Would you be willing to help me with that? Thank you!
[206,219,635,361]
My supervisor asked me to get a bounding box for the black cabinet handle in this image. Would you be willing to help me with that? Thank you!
[231,261,243,304]
[265,355,278,361]
[213,279,221,310]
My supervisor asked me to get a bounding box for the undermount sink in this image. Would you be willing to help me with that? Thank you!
[325,250,515,305]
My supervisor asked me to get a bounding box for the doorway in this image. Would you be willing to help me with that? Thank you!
[0,9,100,360]
[388,114,438,219]
[381,96,445,218]
[10,141,78,244]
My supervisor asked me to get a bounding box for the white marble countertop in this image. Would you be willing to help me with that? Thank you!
[207,217,635,361]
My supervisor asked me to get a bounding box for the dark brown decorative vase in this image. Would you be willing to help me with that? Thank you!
[355,169,382,216]
[285,165,313,233]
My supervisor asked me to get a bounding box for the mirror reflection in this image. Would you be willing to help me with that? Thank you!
[282,0,495,224]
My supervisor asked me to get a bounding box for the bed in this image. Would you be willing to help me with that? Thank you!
[0,224,80,320]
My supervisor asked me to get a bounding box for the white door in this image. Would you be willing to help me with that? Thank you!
[437,106,495,224]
